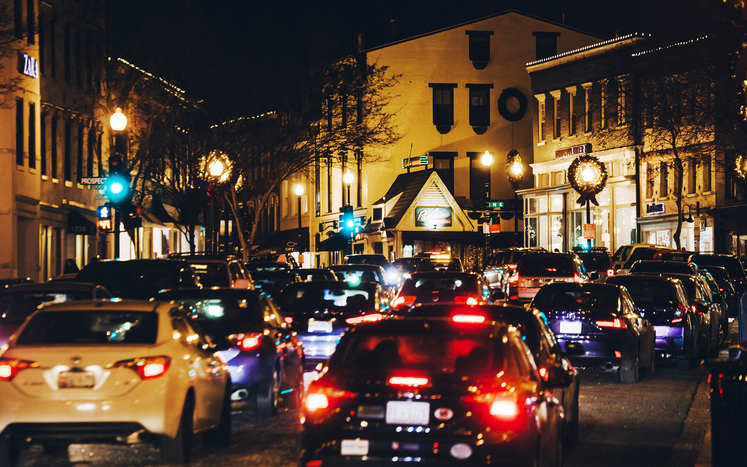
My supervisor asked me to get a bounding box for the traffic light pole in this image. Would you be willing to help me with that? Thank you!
[113,208,120,259]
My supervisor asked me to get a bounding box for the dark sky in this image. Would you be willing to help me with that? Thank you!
[105,0,729,116]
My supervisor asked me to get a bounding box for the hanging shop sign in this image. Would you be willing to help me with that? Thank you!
[415,207,452,227]
[556,143,591,159]
[402,155,429,169]
[17,52,38,78]
[646,203,666,215]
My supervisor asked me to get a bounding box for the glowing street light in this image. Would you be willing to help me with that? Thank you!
[110,107,127,131]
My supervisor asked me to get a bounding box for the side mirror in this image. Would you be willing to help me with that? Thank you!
[564,341,586,356]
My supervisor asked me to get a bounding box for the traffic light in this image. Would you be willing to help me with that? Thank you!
[105,155,131,206]
[340,205,355,238]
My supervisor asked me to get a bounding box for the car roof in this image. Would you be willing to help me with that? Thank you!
[35,299,168,313]
[2,282,106,293]
[155,288,263,301]
[407,271,480,279]
[607,274,682,285]
[538,282,624,293]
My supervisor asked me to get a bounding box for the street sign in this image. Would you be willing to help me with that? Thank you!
[80,177,107,189]
[489,201,504,209]
[583,224,595,239]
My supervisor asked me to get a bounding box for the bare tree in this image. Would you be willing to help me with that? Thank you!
[0,0,32,105]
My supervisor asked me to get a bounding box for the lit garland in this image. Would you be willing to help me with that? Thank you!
[568,155,608,206]
[736,155,747,180]
[506,150,524,188]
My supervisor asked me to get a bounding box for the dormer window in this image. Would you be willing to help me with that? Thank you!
[466,31,493,70]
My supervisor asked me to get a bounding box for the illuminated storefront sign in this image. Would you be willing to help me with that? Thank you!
[555,143,591,159]
[646,203,665,215]
[415,207,452,227]
[18,53,38,79]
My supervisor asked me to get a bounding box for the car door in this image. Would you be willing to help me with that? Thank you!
[264,296,304,386]
[622,289,655,363]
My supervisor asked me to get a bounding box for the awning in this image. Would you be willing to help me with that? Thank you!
[67,210,97,235]
[316,232,350,252]
[255,227,309,254]
[401,230,519,248]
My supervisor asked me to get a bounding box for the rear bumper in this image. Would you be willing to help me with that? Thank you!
[558,333,635,368]
[1,422,148,444]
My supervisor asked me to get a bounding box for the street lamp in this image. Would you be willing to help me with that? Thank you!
[343,170,354,207]
[109,108,128,260]
[294,183,304,254]
[506,149,525,245]
[568,155,608,249]
[481,151,493,267]
[207,153,229,254]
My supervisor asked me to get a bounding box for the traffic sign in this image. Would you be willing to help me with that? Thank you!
[489,201,504,209]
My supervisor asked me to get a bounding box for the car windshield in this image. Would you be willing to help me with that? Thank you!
[518,256,574,276]
[532,285,619,310]
[0,291,96,324]
[173,298,264,337]
[329,329,509,376]
[330,268,382,284]
[16,311,158,345]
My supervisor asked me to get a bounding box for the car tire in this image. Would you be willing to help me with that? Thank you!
[257,367,279,416]
[203,385,232,449]
[161,396,194,464]
[0,436,19,467]
[620,349,639,384]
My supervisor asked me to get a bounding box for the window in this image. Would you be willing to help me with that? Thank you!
[644,162,654,199]
[550,91,561,139]
[567,86,577,136]
[536,94,546,142]
[16,99,24,166]
[40,112,46,176]
[703,155,711,192]
[687,160,696,195]
[77,124,84,182]
[469,152,490,207]
[38,13,44,74]
[432,152,456,193]
[430,84,457,133]
[466,30,492,69]
[64,25,71,83]
[726,161,738,199]
[583,84,592,133]
[26,0,34,44]
[87,127,95,177]
[51,115,58,179]
[28,102,36,169]
[14,0,22,39]
[533,32,559,61]
[659,162,668,197]
[64,119,72,181]
[50,18,56,78]
[467,84,492,130]
[75,29,82,87]
[600,79,608,129]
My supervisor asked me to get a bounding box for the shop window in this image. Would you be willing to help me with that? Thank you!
[525,217,539,247]
[550,194,564,212]
[429,83,457,134]
[466,31,492,69]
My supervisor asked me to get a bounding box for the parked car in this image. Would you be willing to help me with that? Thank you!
[697,265,738,317]
[689,253,747,293]
[75,259,201,300]
[294,268,338,282]
[507,251,590,303]
[0,282,112,347]
[664,272,723,356]
[168,254,253,289]
[606,274,700,370]
[273,280,390,371]
[0,300,232,465]
[572,247,614,282]
[300,317,565,466]
[484,247,546,296]
[405,303,581,446]
[155,288,305,415]
[391,271,497,312]
[530,282,656,383]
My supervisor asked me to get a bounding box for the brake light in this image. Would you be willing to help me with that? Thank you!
[490,398,520,420]
[606,268,615,277]
[392,295,415,308]
[574,273,584,284]
[538,366,549,381]
[345,313,383,325]
[304,385,356,412]
[0,358,39,381]
[691,305,702,315]
[453,314,486,323]
[507,273,518,286]
[596,318,627,329]
[284,316,293,324]
[113,356,171,380]
[454,296,479,305]
[239,334,262,352]
[388,374,430,388]
[671,317,683,324]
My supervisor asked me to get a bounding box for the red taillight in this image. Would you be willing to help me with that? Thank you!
[0,358,39,381]
[691,305,702,315]
[239,335,262,352]
[388,374,430,388]
[304,385,356,412]
[507,273,518,286]
[452,314,486,323]
[574,273,584,284]
[454,296,479,305]
[284,316,293,324]
[306,462,323,467]
[596,318,627,329]
[538,366,549,381]
[113,356,171,380]
[606,268,615,277]
[671,317,683,324]
[345,313,383,325]
[393,295,415,308]
[464,392,520,421]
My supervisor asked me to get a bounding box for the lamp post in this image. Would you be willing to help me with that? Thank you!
[208,156,228,254]
[506,150,525,246]
[109,108,127,259]
[343,170,354,207]
[294,184,304,255]
[568,155,608,250]
[481,151,494,267]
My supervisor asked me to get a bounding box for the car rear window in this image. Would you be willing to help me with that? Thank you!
[276,286,373,311]
[578,254,610,271]
[629,261,692,274]
[400,276,477,295]
[189,263,230,287]
[0,291,96,324]
[174,298,265,336]
[518,256,574,276]
[330,332,509,376]
[608,280,677,306]
[16,311,158,345]
[623,248,662,269]
[532,286,619,310]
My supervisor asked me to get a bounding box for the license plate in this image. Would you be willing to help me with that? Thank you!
[307,318,333,333]
[386,401,430,425]
[560,320,582,334]
[655,326,669,337]
[59,371,95,389]
[341,439,369,456]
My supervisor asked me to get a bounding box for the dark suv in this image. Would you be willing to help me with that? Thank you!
[690,254,747,293]
[76,259,201,299]
[508,252,589,303]
[485,247,546,295]
[573,247,612,283]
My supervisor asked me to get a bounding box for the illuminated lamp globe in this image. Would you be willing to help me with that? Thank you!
[208,159,226,178]
[481,150,494,167]
[294,184,305,197]
[509,159,524,178]
[110,108,127,131]
[581,165,598,183]
[343,170,354,185]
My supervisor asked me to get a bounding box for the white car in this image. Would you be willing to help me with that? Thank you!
[0,300,232,465]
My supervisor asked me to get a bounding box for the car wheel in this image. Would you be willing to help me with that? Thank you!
[620,348,639,384]
[257,367,279,416]
[0,436,19,466]
[203,385,232,449]
[161,395,194,464]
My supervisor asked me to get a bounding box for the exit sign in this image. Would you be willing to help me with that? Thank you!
[489,201,504,208]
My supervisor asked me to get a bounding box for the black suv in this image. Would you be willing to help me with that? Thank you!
[485,247,546,295]
[508,252,589,303]
[572,247,612,283]
[76,259,201,299]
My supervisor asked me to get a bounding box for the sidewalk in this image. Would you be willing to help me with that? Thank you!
[694,427,711,467]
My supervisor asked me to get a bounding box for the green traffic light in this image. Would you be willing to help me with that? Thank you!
[105,174,130,204]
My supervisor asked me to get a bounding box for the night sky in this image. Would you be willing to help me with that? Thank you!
[105,0,729,116]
